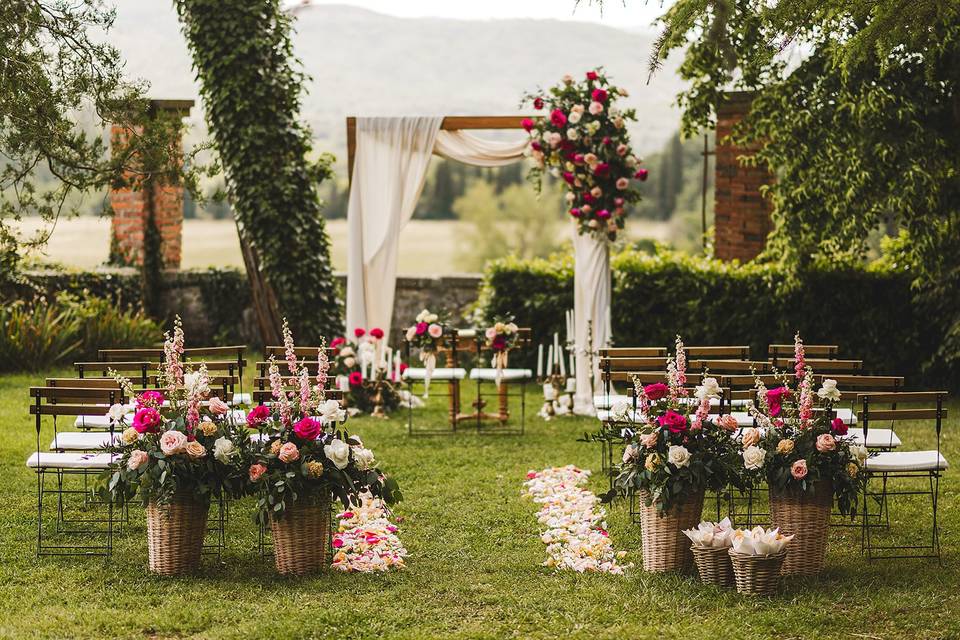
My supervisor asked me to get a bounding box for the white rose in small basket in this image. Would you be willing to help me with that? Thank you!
[683,517,734,548]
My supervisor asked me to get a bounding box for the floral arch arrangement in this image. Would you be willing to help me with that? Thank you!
[522,69,648,241]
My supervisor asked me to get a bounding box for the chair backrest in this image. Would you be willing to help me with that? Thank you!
[684,345,751,360]
[817,374,904,401]
[29,386,127,450]
[781,358,863,374]
[691,359,771,374]
[264,346,334,359]
[97,348,163,362]
[598,347,667,358]
[858,392,948,452]
[251,389,344,405]
[769,344,839,359]
[624,371,704,386]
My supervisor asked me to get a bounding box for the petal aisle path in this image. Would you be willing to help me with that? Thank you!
[522,465,631,574]
[332,493,408,572]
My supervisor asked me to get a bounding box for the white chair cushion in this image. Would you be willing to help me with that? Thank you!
[866,450,948,472]
[848,428,901,449]
[593,394,630,410]
[73,415,114,429]
[49,432,117,451]
[469,368,533,381]
[403,367,466,381]
[26,452,115,469]
[231,393,251,406]
[596,409,644,423]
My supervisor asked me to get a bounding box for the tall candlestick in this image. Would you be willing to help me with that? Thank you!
[546,345,554,376]
[537,344,544,378]
[553,332,560,366]
[569,351,575,377]
[559,345,566,377]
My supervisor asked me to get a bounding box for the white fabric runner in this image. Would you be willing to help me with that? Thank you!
[346,118,527,337]
[572,232,611,416]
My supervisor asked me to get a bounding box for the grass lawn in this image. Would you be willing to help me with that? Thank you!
[0,367,957,639]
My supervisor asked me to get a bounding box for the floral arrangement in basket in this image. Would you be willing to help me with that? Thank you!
[738,333,868,516]
[248,322,401,523]
[484,316,519,387]
[403,308,448,394]
[98,316,249,507]
[330,327,403,415]
[522,68,648,241]
[613,336,743,514]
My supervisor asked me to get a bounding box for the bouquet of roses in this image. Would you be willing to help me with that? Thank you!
[248,321,400,523]
[99,316,249,507]
[739,333,867,515]
[403,308,449,394]
[484,316,519,387]
[330,327,403,414]
[613,336,743,514]
[522,68,648,241]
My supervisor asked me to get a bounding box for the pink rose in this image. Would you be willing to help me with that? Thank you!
[159,429,188,456]
[591,88,608,102]
[593,162,610,177]
[136,390,165,409]
[246,405,271,429]
[616,144,629,156]
[586,70,599,81]
[485,327,497,340]
[640,431,659,449]
[717,414,739,432]
[614,197,624,207]
[428,323,443,338]
[521,117,535,132]
[249,463,267,482]
[569,208,581,218]
[533,97,544,110]
[741,427,760,447]
[293,416,323,441]
[354,328,366,338]
[616,177,629,190]
[590,186,602,198]
[791,459,808,480]
[278,442,300,463]
[563,74,575,85]
[549,109,567,128]
[562,171,576,185]
[370,327,384,339]
[127,449,149,471]
[132,407,162,434]
[816,433,836,452]
[635,168,649,181]
[588,101,604,115]
[596,209,611,219]
[643,383,668,400]
[583,153,598,166]
[831,417,848,435]
[208,396,229,415]
[657,410,688,434]
[415,322,428,335]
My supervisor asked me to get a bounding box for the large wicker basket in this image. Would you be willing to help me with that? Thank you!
[728,549,787,596]
[691,544,735,587]
[270,494,332,576]
[769,480,833,576]
[146,492,210,576]
[638,489,705,573]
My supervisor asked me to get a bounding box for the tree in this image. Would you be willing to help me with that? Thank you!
[0,0,198,290]
[174,0,341,343]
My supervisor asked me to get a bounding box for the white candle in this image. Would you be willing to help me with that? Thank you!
[537,344,543,378]
[553,332,560,365]
[565,311,571,343]
[559,345,566,377]
[546,345,554,376]
[394,351,401,381]
[569,351,575,377]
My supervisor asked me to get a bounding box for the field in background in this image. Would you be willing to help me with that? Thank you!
[16,216,671,274]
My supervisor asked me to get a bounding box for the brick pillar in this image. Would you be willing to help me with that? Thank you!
[713,92,773,262]
[109,99,194,269]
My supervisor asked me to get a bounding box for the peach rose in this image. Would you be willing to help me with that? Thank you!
[185,440,206,459]
[306,461,325,479]
[741,427,760,448]
[121,427,139,444]
[791,459,808,480]
[640,431,659,449]
[159,430,187,455]
[127,449,149,471]
[616,177,629,190]
[249,463,267,482]
[270,439,282,456]
[776,439,795,455]
[199,420,218,437]
[717,414,739,432]
[816,433,836,452]
[278,442,300,463]
[208,396,229,415]
[644,453,661,472]
[847,462,859,477]
[427,323,443,339]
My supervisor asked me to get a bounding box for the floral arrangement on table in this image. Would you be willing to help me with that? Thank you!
[523,465,630,574]
[614,336,744,514]
[403,308,449,393]
[99,316,249,507]
[484,316,519,386]
[522,68,648,241]
[330,327,403,416]
[332,492,408,573]
[248,321,401,522]
[739,333,868,515]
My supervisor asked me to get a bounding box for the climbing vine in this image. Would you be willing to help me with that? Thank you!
[174,0,341,343]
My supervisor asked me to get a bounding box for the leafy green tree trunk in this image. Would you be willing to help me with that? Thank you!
[174,0,341,344]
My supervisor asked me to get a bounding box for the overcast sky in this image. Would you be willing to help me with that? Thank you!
[282,0,667,28]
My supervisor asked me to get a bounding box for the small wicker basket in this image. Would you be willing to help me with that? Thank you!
[769,480,833,576]
[691,544,735,587]
[270,494,332,576]
[146,492,210,576]
[728,549,787,596]
[638,489,705,573]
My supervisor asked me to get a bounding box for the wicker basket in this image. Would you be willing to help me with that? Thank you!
[270,494,332,576]
[769,480,833,576]
[691,544,735,587]
[728,549,787,596]
[638,489,705,573]
[146,492,210,576]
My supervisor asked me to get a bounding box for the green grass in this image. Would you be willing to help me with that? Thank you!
[0,367,957,639]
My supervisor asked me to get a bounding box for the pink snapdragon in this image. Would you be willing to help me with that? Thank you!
[798,374,814,426]
[315,339,329,399]
[794,332,806,380]
[692,394,710,431]
[162,317,185,391]
[299,369,313,414]
[283,320,298,374]
[268,359,293,426]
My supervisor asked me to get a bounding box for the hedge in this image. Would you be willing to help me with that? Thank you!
[478,249,948,388]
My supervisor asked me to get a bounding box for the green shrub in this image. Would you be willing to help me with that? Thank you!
[479,248,945,387]
[61,293,162,360]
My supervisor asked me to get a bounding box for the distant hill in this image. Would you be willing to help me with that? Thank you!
[108,2,688,170]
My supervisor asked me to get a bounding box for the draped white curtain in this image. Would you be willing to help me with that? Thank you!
[346,117,527,338]
[572,232,611,416]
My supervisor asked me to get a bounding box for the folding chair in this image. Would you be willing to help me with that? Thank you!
[402,334,470,436]
[683,345,751,361]
[768,343,839,368]
[467,328,532,435]
[28,386,125,557]
[781,358,863,375]
[595,347,667,410]
[859,391,949,562]
[823,375,905,450]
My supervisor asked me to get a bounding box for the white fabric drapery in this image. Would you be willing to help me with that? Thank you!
[572,232,611,416]
[346,118,528,338]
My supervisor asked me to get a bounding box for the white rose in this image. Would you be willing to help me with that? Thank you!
[626,156,638,168]
[318,399,345,424]
[416,310,428,322]
[107,403,128,424]
[849,443,868,465]
[667,445,691,468]
[353,447,376,471]
[742,445,766,470]
[343,357,356,368]
[425,313,438,323]
[183,371,209,398]
[340,346,355,358]
[323,438,351,469]
[568,110,582,124]
[586,121,600,135]
[566,128,580,141]
[213,437,237,463]
[817,378,841,402]
[696,377,721,400]
[609,400,631,422]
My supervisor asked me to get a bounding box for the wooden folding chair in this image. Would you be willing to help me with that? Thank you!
[402,333,471,436]
[466,328,532,435]
[768,343,839,368]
